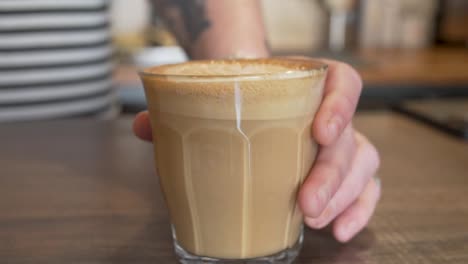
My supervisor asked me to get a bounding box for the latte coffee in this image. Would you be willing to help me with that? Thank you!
[140,58,327,262]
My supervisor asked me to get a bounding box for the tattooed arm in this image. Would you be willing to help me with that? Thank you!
[152,0,270,59]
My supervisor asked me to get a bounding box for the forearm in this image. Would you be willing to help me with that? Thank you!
[152,0,270,59]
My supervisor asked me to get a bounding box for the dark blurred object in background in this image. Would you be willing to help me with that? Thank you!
[395,98,468,139]
[322,0,357,52]
[435,0,468,46]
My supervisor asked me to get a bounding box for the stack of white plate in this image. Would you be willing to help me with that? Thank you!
[0,0,115,122]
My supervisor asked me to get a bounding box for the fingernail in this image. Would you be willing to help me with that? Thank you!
[339,221,357,241]
[327,117,341,141]
[305,217,319,227]
[309,186,329,217]
[306,215,327,229]
[374,176,381,188]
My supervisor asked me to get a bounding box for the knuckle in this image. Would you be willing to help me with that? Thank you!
[337,62,363,93]
[328,90,359,125]
[331,63,363,120]
[336,93,358,119]
[317,163,346,184]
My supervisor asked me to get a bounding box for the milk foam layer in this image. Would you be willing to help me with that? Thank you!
[158,60,294,76]
[141,58,326,120]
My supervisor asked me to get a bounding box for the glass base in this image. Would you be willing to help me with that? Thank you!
[173,232,303,264]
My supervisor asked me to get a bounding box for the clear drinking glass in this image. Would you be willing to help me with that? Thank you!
[139,58,327,263]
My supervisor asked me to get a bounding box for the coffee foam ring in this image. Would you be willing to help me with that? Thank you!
[143,58,326,77]
[142,75,326,120]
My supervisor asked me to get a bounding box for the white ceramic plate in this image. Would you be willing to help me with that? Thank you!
[0,28,110,49]
[0,12,109,31]
[0,45,112,67]
[0,91,114,122]
[0,79,112,104]
[0,0,109,11]
[0,61,113,86]
[134,46,188,68]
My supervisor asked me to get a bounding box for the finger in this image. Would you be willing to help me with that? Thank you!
[304,132,380,229]
[298,124,356,218]
[333,176,381,243]
[312,59,362,146]
[132,111,153,142]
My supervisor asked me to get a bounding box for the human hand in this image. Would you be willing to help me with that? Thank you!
[132,58,381,243]
[296,59,381,242]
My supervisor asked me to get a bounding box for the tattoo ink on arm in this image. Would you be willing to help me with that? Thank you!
[152,0,211,55]
[173,0,211,42]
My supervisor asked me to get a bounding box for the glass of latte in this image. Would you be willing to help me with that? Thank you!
[139,58,327,263]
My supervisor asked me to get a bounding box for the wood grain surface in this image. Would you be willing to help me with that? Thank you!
[356,48,468,86]
[0,112,467,263]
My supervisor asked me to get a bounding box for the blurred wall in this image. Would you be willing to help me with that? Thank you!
[111,0,150,36]
[110,0,150,54]
[261,0,327,52]
[360,0,437,49]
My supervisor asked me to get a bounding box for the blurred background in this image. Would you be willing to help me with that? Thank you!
[1,0,467,138]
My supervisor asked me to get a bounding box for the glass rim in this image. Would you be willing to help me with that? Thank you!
[138,57,328,81]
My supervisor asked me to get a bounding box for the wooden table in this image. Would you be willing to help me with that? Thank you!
[354,48,468,105]
[271,47,468,88]
[356,47,468,87]
[1,113,467,263]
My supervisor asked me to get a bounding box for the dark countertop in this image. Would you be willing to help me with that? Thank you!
[1,112,467,263]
